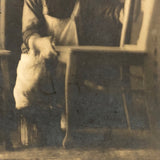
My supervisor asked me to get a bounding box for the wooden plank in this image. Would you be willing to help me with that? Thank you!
[56,45,147,54]
[0,50,11,56]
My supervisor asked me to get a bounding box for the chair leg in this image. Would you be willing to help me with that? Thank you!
[20,115,29,146]
[120,66,131,131]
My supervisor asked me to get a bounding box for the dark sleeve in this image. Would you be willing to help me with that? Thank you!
[22,0,44,48]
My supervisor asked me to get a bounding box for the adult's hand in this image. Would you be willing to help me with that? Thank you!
[29,34,58,59]
[119,8,124,24]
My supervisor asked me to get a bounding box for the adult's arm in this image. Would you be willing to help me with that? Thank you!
[22,0,57,58]
[104,0,124,23]
[22,0,44,48]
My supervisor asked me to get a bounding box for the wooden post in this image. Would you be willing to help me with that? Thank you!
[120,0,132,47]
[0,0,6,49]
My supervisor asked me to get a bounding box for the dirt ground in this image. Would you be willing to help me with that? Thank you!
[1,129,160,160]
[0,147,160,160]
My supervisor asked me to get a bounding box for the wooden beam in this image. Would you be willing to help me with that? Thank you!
[0,0,6,49]
[120,0,133,47]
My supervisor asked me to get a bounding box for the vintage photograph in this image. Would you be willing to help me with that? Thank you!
[0,0,160,159]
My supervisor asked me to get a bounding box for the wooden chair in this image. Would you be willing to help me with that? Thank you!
[61,0,159,147]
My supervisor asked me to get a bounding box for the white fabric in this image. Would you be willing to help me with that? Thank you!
[14,50,46,109]
[44,0,79,45]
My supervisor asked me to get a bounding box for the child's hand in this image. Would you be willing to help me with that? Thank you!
[119,8,124,24]
[29,35,58,59]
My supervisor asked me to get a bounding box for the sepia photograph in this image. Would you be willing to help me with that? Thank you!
[0,0,160,159]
